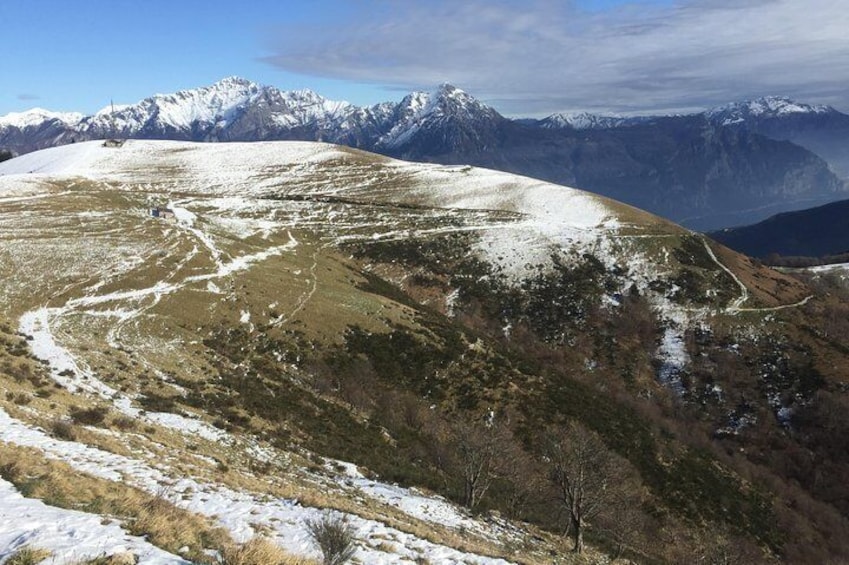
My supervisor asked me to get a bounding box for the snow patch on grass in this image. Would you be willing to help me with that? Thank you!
[0,409,513,564]
[0,479,187,565]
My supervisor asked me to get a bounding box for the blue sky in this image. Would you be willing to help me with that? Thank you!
[0,0,382,114]
[3,0,848,117]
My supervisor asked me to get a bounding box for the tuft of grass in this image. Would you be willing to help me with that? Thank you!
[131,490,231,561]
[221,536,317,565]
[110,415,137,431]
[69,405,110,426]
[5,546,53,565]
[305,513,358,565]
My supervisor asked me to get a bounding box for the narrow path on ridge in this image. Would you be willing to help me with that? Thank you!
[701,237,749,312]
[701,236,814,314]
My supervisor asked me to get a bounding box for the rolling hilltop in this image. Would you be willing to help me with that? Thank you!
[0,140,848,563]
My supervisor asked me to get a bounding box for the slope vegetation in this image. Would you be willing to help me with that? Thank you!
[0,141,847,563]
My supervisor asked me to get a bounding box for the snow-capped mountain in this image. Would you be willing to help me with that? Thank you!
[76,76,355,142]
[706,96,834,126]
[537,112,649,130]
[1,78,847,230]
[375,83,505,157]
[0,78,506,156]
[0,108,83,130]
[705,96,849,180]
[0,109,85,155]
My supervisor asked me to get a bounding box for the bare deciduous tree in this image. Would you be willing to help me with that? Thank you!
[545,421,631,553]
[500,436,546,520]
[597,495,647,560]
[451,415,507,509]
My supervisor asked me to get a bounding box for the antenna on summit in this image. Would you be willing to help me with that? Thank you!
[103,97,125,148]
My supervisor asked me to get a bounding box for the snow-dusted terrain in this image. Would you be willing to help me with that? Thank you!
[0,139,772,563]
[0,140,636,563]
[0,477,188,565]
[0,408,513,565]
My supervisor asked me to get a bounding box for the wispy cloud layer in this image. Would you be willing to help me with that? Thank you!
[261,0,849,115]
[17,93,40,101]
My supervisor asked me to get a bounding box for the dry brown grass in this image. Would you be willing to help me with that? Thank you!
[0,226,572,565]
[72,553,139,565]
[0,443,230,564]
[221,536,318,565]
[709,239,810,307]
[5,546,53,565]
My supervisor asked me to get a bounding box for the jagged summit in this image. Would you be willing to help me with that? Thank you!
[707,96,834,125]
[538,111,647,130]
[375,83,502,153]
[392,83,497,119]
[429,83,496,111]
[210,75,258,89]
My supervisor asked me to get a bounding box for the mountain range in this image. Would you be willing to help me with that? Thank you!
[1,77,848,232]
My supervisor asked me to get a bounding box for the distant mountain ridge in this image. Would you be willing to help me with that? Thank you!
[535,112,652,130]
[705,96,849,180]
[2,77,847,230]
[710,198,849,259]
[706,96,834,125]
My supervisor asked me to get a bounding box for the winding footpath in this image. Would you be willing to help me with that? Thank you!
[701,237,813,314]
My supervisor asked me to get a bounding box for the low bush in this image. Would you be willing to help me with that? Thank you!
[50,418,77,440]
[305,513,358,565]
[70,405,110,426]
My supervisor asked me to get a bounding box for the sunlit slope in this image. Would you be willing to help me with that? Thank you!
[1,139,839,563]
[0,140,806,384]
[0,139,631,318]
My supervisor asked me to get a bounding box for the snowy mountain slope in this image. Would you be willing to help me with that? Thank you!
[376,84,504,154]
[536,112,650,130]
[706,96,834,126]
[2,140,845,563]
[0,140,550,564]
[706,96,849,180]
[0,140,656,564]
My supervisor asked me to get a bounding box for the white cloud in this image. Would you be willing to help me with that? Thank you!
[261,0,849,115]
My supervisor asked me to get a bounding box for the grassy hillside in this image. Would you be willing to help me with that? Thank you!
[0,141,848,563]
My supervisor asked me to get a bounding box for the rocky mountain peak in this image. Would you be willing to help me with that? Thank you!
[210,75,259,90]
[0,108,84,129]
[707,96,834,125]
[538,111,646,130]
